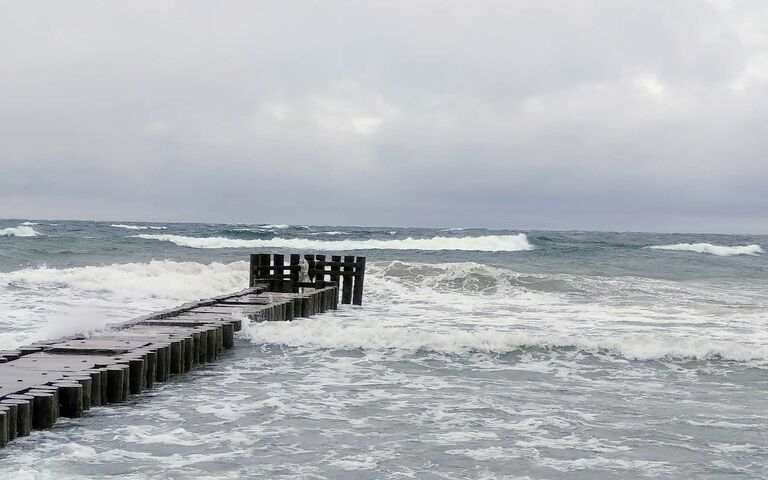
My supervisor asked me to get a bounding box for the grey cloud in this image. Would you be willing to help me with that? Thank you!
[0,0,766,232]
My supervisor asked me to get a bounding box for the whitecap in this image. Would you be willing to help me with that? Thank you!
[133,233,534,252]
[0,225,41,237]
[111,224,166,230]
[647,243,763,256]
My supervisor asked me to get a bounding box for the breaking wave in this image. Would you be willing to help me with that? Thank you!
[239,318,768,362]
[647,243,763,256]
[2,260,248,300]
[0,225,41,237]
[111,224,167,230]
[133,234,534,251]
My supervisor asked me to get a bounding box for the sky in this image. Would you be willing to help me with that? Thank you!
[0,0,766,233]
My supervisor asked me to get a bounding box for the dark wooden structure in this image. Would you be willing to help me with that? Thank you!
[249,253,366,305]
[0,253,360,449]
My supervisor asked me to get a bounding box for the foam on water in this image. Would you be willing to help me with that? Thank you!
[111,224,167,230]
[133,233,534,251]
[232,260,768,362]
[0,260,248,348]
[0,225,41,237]
[647,242,764,256]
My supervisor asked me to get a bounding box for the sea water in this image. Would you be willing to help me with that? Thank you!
[0,220,766,479]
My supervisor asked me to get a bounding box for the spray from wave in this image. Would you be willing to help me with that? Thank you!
[647,243,763,256]
[0,260,248,348]
[133,234,534,252]
[0,225,41,237]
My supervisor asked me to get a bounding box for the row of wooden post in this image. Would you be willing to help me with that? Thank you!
[249,253,366,306]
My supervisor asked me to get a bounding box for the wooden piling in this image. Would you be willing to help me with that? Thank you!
[342,255,354,304]
[1,399,31,437]
[64,375,93,410]
[105,365,125,403]
[353,256,366,306]
[0,404,16,441]
[54,382,83,418]
[0,409,7,448]
[28,391,55,429]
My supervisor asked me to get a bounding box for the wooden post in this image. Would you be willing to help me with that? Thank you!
[106,365,125,403]
[290,254,301,292]
[0,404,15,442]
[0,409,7,447]
[315,254,326,288]
[29,391,55,429]
[259,253,271,289]
[342,255,354,304]
[330,255,341,305]
[273,253,285,292]
[1,399,30,438]
[54,382,83,418]
[353,256,366,306]
[65,375,93,410]
[249,253,259,287]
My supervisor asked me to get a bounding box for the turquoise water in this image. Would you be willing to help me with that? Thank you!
[0,219,766,479]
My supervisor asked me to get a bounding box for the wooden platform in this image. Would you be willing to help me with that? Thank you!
[0,283,340,448]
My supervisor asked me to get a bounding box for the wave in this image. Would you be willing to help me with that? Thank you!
[133,233,534,251]
[20,221,39,226]
[647,243,763,256]
[111,224,167,230]
[260,224,289,229]
[0,225,41,237]
[308,231,348,236]
[238,317,768,361]
[0,260,249,348]
[2,260,248,300]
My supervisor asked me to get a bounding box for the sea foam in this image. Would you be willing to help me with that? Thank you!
[238,316,768,361]
[0,225,41,237]
[133,234,534,251]
[647,243,763,256]
[111,224,167,230]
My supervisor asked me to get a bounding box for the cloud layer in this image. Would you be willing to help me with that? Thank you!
[1,1,766,232]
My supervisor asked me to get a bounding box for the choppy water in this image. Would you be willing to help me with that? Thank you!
[0,219,766,479]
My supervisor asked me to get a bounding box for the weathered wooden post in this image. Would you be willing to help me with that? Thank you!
[290,254,301,292]
[353,256,366,306]
[342,255,354,304]
[315,255,326,288]
[249,253,259,288]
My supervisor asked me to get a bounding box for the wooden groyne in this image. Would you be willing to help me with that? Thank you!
[0,253,365,448]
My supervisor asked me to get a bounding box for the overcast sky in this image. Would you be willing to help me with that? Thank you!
[0,1,766,233]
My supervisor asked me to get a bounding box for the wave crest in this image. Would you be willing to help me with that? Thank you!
[111,224,166,230]
[647,243,763,256]
[0,225,41,237]
[239,318,768,362]
[3,260,248,300]
[133,233,534,251]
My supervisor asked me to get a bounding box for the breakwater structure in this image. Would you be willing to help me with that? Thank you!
[0,253,366,448]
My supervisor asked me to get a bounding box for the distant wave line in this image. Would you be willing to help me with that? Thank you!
[133,233,534,252]
[647,243,763,256]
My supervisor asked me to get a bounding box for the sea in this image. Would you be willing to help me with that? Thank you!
[0,219,766,479]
